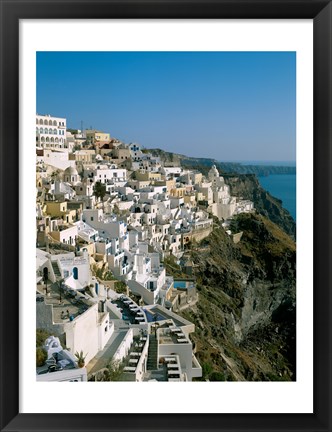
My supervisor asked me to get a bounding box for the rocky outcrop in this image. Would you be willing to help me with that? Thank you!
[224,174,296,238]
[177,214,296,381]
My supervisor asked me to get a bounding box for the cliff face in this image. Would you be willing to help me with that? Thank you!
[175,214,296,381]
[224,174,296,238]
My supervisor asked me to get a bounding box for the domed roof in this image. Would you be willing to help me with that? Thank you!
[209,165,219,176]
[64,165,78,175]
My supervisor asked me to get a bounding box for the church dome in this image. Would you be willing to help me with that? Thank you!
[64,165,78,176]
[208,165,219,177]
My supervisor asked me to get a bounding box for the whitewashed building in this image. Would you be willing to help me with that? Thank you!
[36,114,67,149]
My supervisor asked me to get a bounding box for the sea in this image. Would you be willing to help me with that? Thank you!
[258,174,296,221]
[230,161,296,220]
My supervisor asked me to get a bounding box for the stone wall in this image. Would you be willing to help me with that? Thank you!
[188,226,213,243]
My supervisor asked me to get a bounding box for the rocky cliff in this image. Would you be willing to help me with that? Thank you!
[167,214,296,381]
[224,174,296,238]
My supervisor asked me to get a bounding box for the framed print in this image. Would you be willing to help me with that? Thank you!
[0,0,331,431]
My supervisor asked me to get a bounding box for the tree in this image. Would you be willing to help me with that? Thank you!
[104,360,124,381]
[36,329,50,367]
[93,181,106,205]
[36,328,51,347]
[50,169,61,183]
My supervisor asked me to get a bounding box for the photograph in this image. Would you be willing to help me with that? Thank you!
[1,1,331,430]
[35,51,296,383]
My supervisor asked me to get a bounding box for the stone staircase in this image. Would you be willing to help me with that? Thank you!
[146,335,158,371]
[51,261,61,279]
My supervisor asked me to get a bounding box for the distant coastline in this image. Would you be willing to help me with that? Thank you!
[226,160,296,167]
[216,161,296,177]
[149,148,296,177]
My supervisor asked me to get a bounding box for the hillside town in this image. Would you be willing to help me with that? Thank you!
[35,113,254,382]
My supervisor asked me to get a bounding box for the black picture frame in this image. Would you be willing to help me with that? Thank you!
[1,1,331,431]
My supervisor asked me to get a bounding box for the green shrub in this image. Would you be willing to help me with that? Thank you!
[115,281,127,294]
[36,347,48,367]
[209,371,225,381]
[202,362,213,379]
[36,328,51,347]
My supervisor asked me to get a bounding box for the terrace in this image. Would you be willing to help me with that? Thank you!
[145,305,189,328]
[36,281,93,324]
[87,330,128,376]
[37,349,77,376]
[150,355,183,381]
[111,296,147,325]
[122,333,148,374]
[158,328,189,345]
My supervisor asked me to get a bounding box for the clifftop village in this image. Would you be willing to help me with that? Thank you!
[36,113,254,382]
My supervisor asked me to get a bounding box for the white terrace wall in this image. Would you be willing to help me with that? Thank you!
[127,280,155,305]
[113,329,133,363]
[158,340,194,380]
[64,303,99,365]
[134,338,149,382]
[36,367,87,382]
[36,302,65,337]
[98,313,113,351]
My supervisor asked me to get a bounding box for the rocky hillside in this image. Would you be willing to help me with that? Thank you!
[165,213,296,381]
[224,174,296,238]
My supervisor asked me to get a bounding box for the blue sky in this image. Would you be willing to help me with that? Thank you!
[37,51,296,162]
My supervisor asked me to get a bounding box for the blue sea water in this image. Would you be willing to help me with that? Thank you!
[241,161,296,167]
[258,174,296,221]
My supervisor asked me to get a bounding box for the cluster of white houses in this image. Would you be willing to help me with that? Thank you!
[36,113,254,382]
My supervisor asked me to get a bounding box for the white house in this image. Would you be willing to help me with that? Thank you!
[36,114,67,149]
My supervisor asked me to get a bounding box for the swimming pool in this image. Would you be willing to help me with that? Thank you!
[144,310,167,323]
[173,281,187,288]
